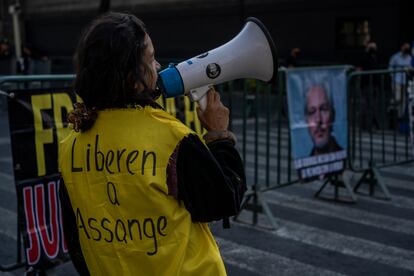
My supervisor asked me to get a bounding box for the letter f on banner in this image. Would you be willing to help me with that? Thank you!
[32,95,53,177]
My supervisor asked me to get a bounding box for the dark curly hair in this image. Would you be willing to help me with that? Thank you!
[69,12,159,131]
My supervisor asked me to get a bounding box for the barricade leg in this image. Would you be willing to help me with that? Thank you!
[314,174,357,203]
[353,162,391,200]
[234,187,280,230]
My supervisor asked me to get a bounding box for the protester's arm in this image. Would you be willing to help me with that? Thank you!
[59,180,90,276]
[167,88,246,222]
[168,133,246,222]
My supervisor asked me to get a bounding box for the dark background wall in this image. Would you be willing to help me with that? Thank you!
[3,0,412,73]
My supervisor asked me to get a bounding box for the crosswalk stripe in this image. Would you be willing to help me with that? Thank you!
[0,271,18,276]
[0,172,16,194]
[216,237,345,276]
[302,180,414,210]
[0,206,17,241]
[0,171,13,181]
[234,215,414,272]
[349,171,414,191]
[0,137,10,145]
[0,157,12,163]
[265,190,414,235]
[243,167,414,210]
[381,165,414,176]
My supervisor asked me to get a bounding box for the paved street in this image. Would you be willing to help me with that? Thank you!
[1,101,414,275]
[211,164,414,276]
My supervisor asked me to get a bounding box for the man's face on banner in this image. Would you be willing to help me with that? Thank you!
[305,86,333,149]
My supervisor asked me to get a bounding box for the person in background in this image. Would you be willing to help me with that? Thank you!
[0,38,11,60]
[0,38,13,75]
[358,41,382,129]
[412,41,414,68]
[358,41,380,71]
[286,47,301,68]
[389,42,413,118]
[59,12,246,276]
[22,43,49,74]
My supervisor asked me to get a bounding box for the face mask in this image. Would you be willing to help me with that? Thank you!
[403,48,411,55]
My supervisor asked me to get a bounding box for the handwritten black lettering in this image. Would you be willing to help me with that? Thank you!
[88,218,102,241]
[157,216,167,236]
[86,144,91,171]
[143,218,157,255]
[101,218,114,242]
[94,135,104,171]
[116,149,126,173]
[71,139,83,172]
[105,150,115,174]
[106,182,120,206]
[75,212,167,256]
[126,150,139,175]
[115,219,127,243]
[127,219,143,240]
[142,151,156,176]
[76,208,90,239]
[70,134,158,176]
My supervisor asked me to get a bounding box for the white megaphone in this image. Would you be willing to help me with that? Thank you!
[157,17,278,110]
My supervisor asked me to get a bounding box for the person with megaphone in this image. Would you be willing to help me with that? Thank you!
[58,12,246,276]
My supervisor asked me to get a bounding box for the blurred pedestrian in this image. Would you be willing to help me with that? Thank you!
[0,38,11,60]
[286,47,301,68]
[22,43,49,74]
[389,42,413,118]
[358,41,380,71]
[411,41,414,68]
[358,41,382,129]
[0,38,13,75]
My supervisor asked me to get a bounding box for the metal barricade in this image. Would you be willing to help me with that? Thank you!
[347,68,414,198]
[226,69,300,229]
[218,69,297,192]
[2,68,412,265]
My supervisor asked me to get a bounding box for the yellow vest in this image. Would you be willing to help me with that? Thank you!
[59,107,226,276]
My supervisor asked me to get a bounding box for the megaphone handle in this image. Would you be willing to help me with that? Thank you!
[188,85,212,111]
[198,94,208,111]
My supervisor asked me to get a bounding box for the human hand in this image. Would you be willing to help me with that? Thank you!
[196,88,229,131]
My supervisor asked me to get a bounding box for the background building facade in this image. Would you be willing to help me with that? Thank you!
[0,0,412,73]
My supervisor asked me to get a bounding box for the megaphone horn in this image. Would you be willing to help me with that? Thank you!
[157,17,278,109]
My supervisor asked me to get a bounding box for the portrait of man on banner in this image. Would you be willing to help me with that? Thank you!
[305,84,342,155]
[286,67,348,181]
